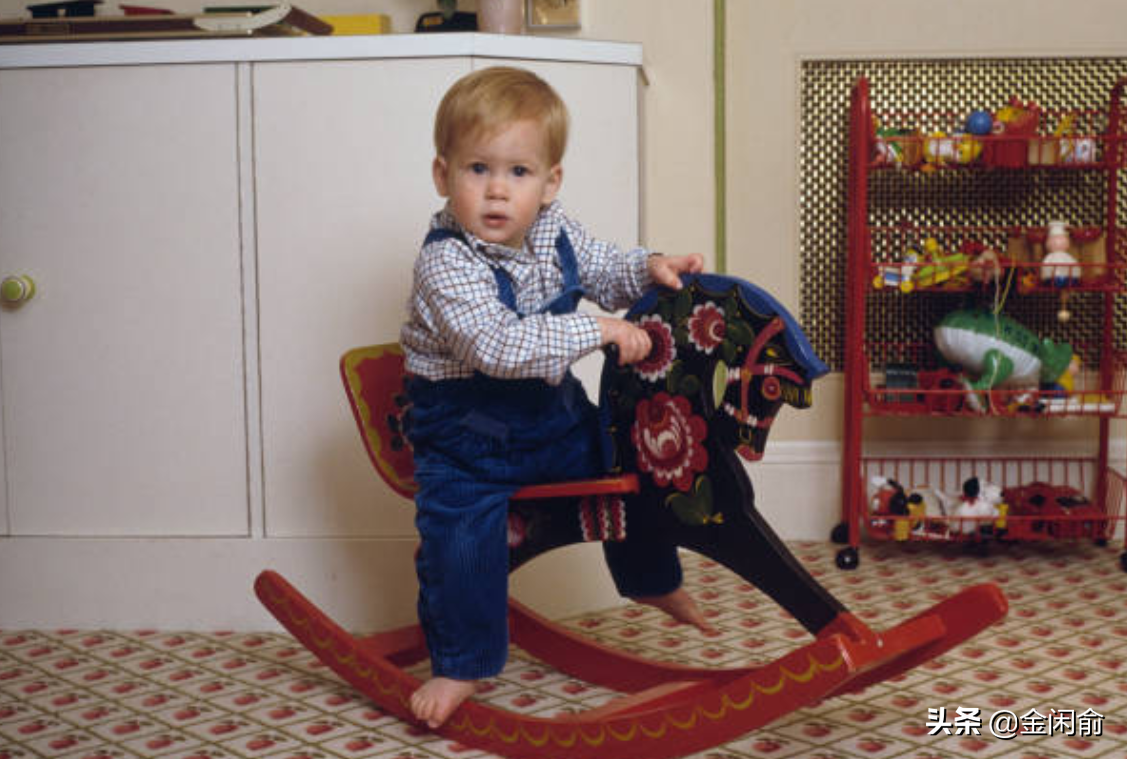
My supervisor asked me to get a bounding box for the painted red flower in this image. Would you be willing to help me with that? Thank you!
[631,392,708,491]
[633,315,676,382]
[687,301,726,353]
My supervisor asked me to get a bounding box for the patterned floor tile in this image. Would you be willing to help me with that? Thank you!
[3,542,1127,759]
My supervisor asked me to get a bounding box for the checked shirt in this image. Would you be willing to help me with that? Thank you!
[401,201,653,385]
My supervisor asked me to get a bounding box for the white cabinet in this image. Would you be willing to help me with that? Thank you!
[254,57,640,537]
[0,64,249,536]
[0,36,643,627]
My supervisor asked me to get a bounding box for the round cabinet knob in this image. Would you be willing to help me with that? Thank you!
[1,275,36,306]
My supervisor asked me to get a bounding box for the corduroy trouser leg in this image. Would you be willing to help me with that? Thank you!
[408,375,682,680]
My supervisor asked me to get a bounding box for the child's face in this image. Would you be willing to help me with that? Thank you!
[433,119,562,249]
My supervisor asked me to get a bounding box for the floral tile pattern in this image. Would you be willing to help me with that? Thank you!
[3,541,1127,759]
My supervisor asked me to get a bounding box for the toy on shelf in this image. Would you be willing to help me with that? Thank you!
[882,362,920,404]
[871,363,969,415]
[964,241,1004,285]
[965,109,994,136]
[908,487,950,536]
[912,238,970,289]
[866,474,1020,542]
[948,477,1005,536]
[1042,391,1116,415]
[868,475,909,536]
[1060,126,1098,165]
[986,98,1041,168]
[923,131,982,169]
[1004,229,1040,293]
[933,308,1075,412]
[870,230,1019,294]
[1028,121,1063,166]
[1077,228,1109,283]
[1004,482,1108,540]
[1041,220,1082,321]
[919,367,965,413]
[873,122,922,167]
[1029,113,1100,166]
[872,248,918,292]
[869,476,953,540]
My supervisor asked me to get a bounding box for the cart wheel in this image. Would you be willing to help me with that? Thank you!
[835,546,859,571]
[831,522,850,545]
[1095,537,1108,548]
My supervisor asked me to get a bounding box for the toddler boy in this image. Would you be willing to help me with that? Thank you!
[400,66,708,729]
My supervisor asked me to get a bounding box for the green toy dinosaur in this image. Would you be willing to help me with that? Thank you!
[934,309,1075,394]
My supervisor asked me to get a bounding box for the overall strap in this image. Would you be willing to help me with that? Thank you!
[423,227,517,311]
[555,230,581,291]
[423,227,460,246]
[540,229,585,316]
[492,268,517,311]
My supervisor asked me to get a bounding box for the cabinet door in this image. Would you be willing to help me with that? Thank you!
[254,59,640,537]
[0,65,249,536]
[254,59,466,537]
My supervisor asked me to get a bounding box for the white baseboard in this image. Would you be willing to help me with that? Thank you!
[0,537,627,632]
[0,538,418,632]
[746,441,844,541]
[2,438,1122,630]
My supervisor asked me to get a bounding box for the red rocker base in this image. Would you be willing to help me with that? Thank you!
[256,274,1008,759]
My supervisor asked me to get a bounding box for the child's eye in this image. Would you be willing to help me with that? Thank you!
[512,165,529,177]
[470,163,488,175]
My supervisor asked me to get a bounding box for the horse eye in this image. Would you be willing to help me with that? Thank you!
[761,376,782,401]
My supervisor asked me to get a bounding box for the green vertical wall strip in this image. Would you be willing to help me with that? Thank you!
[714,0,727,272]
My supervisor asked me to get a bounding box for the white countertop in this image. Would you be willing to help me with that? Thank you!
[0,31,643,69]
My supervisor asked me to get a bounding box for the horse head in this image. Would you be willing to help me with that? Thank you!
[600,274,828,520]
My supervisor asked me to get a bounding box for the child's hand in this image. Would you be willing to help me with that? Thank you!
[597,316,652,365]
[647,253,705,290]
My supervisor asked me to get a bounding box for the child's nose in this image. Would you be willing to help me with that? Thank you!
[486,175,508,198]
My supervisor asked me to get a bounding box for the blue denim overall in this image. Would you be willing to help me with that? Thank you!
[405,228,682,680]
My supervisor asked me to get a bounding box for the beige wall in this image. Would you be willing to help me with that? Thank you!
[543,0,717,264]
[725,0,1127,444]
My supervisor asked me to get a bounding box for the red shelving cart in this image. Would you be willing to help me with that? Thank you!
[837,76,1127,570]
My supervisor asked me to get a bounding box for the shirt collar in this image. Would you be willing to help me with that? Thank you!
[432,202,562,261]
[431,206,513,259]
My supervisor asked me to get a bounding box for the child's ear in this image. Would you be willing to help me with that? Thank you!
[541,163,563,205]
[432,156,450,197]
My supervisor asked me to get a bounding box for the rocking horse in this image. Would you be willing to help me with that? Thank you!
[255,273,1007,759]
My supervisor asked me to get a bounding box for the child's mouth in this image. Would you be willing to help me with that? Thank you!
[484,214,508,227]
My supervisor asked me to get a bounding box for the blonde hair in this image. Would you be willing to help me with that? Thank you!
[434,66,569,165]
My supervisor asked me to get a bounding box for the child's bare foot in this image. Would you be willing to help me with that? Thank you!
[631,587,717,634]
[409,677,477,729]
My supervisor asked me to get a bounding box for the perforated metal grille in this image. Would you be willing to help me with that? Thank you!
[799,59,1127,370]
